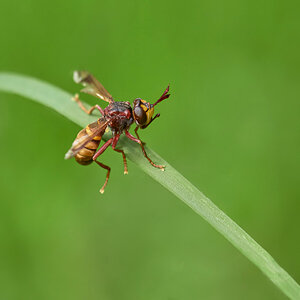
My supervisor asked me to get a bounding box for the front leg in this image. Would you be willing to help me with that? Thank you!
[134,127,147,146]
[72,93,104,115]
[134,126,142,141]
[125,130,165,171]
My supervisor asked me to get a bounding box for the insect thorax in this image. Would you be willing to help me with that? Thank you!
[104,101,134,133]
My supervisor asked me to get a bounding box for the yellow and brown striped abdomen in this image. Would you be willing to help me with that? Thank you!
[74,121,104,165]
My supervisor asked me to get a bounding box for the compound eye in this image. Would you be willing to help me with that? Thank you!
[134,106,147,125]
[133,98,141,106]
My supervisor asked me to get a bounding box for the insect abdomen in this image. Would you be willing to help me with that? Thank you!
[74,124,102,165]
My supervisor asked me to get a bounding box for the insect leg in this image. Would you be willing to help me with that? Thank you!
[134,126,141,140]
[125,130,165,171]
[72,94,104,115]
[114,149,128,174]
[134,127,146,146]
[93,138,113,160]
[95,160,111,194]
[93,138,113,193]
[111,134,128,175]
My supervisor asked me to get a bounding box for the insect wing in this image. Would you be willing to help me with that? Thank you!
[73,71,114,103]
[64,119,109,160]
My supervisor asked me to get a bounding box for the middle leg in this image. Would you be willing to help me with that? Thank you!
[111,134,128,175]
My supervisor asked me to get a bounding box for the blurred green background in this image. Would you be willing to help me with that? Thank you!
[0,0,299,299]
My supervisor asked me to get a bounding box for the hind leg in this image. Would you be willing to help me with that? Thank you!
[95,160,111,194]
[72,93,104,115]
[92,138,113,194]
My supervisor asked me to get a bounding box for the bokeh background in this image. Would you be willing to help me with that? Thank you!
[0,0,299,299]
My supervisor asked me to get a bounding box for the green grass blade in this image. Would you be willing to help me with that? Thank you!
[0,72,299,299]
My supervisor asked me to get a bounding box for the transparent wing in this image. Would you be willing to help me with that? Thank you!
[64,119,109,160]
[73,70,114,103]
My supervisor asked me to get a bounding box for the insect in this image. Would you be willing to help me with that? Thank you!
[65,71,170,193]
